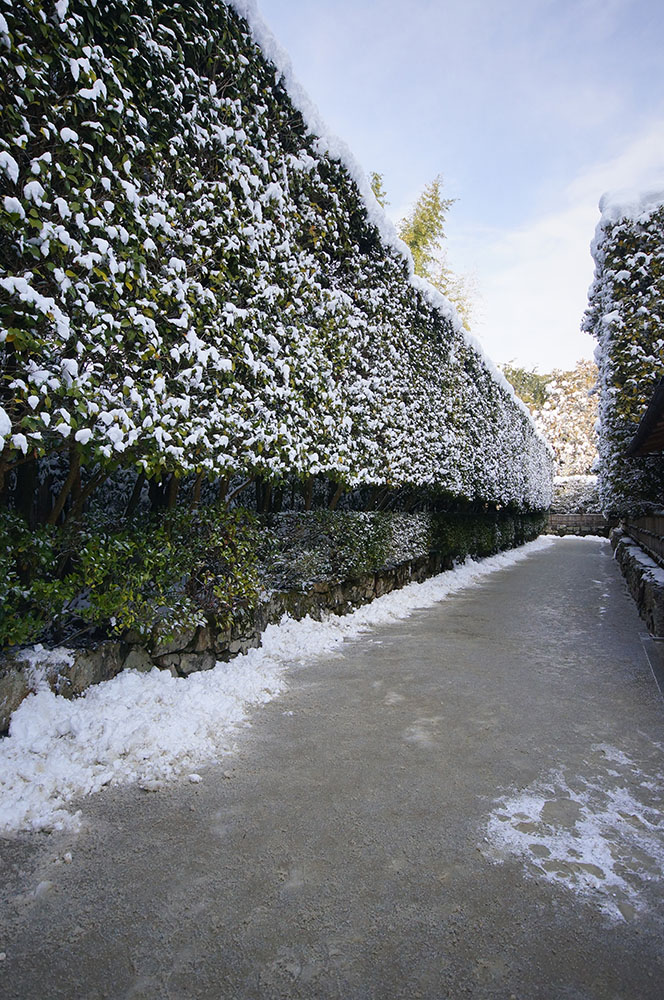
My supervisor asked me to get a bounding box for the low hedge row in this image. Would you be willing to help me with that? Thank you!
[0,506,545,651]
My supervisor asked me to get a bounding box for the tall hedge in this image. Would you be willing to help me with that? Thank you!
[583,190,664,515]
[0,0,552,511]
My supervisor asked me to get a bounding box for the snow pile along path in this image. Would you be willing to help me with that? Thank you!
[0,538,553,836]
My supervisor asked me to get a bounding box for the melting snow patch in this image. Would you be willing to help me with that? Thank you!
[0,538,553,836]
[483,744,664,922]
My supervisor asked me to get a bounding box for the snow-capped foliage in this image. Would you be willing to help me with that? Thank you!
[532,361,598,476]
[550,475,601,515]
[501,360,598,476]
[584,187,664,515]
[0,0,551,508]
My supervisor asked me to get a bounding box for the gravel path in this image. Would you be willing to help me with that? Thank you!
[1,536,663,999]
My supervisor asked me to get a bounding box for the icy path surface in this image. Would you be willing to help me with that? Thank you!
[2,536,663,1000]
[483,742,664,922]
[0,537,553,835]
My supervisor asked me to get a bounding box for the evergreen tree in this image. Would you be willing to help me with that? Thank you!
[398,175,454,279]
[397,176,474,328]
[501,364,551,409]
[369,171,389,209]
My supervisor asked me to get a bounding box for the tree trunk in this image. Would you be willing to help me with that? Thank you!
[226,476,254,505]
[192,471,204,510]
[167,473,180,510]
[63,469,108,526]
[218,477,229,503]
[262,482,273,514]
[328,482,344,511]
[47,450,81,526]
[149,476,167,511]
[125,471,146,519]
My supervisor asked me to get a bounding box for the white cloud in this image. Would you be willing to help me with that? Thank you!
[466,119,664,371]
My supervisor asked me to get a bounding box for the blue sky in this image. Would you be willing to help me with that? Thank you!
[257,0,664,371]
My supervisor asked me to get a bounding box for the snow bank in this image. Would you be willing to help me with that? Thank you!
[0,537,553,836]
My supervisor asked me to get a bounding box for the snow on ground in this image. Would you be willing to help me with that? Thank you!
[0,538,553,836]
[483,743,664,923]
[547,533,610,543]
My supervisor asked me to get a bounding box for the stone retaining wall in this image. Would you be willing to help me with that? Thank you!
[547,514,610,537]
[623,514,664,567]
[0,551,451,735]
[611,528,664,637]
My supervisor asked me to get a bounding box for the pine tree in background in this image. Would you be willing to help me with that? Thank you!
[396,175,474,328]
[369,171,389,209]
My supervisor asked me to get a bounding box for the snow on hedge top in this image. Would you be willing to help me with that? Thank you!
[598,182,664,226]
[228,2,402,247]
[227,0,529,418]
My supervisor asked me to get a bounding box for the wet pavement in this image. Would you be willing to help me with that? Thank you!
[1,536,663,999]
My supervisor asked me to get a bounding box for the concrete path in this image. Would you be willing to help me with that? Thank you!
[1,537,663,999]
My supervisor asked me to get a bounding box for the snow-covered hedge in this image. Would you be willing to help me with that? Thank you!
[584,187,664,515]
[0,0,551,509]
[532,362,598,476]
[550,475,601,515]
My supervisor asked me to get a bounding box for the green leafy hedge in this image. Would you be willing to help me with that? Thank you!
[0,504,260,647]
[259,509,545,593]
[0,0,551,513]
[0,503,545,650]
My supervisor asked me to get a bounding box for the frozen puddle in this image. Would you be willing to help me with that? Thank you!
[483,743,664,921]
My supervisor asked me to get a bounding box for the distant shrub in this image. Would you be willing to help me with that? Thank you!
[550,476,602,514]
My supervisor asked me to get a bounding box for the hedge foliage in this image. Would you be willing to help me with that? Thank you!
[260,509,545,594]
[0,505,544,649]
[584,195,664,515]
[550,476,601,515]
[0,504,260,647]
[0,0,551,512]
